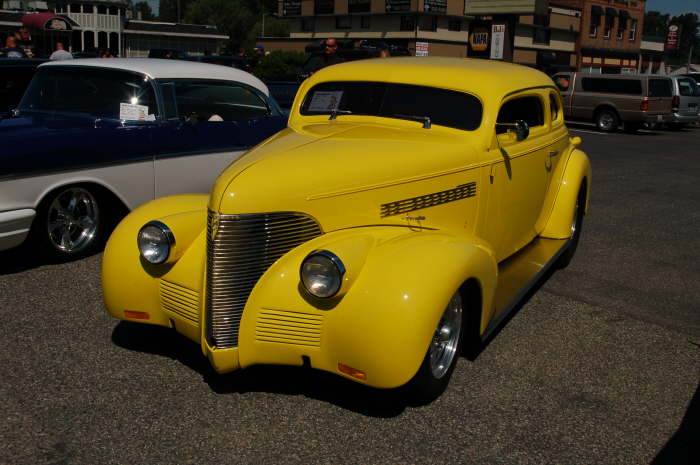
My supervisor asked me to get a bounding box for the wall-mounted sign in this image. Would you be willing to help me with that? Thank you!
[47,19,68,30]
[664,24,681,51]
[469,27,489,52]
[490,24,505,60]
[416,41,429,56]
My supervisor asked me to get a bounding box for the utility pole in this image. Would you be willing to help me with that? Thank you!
[689,44,694,73]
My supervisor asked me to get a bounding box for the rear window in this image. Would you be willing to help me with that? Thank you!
[301,81,482,131]
[678,78,700,97]
[581,78,642,95]
[648,79,672,97]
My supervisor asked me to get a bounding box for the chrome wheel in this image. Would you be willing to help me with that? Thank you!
[46,187,99,253]
[596,111,617,131]
[429,292,463,379]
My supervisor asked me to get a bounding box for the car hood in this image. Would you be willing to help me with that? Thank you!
[210,122,484,232]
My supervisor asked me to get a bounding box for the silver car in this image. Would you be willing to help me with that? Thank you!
[663,75,700,129]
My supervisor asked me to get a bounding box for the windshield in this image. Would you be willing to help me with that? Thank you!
[18,67,157,120]
[300,81,482,131]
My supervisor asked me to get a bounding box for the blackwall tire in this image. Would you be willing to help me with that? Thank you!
[595,109,619,132]
[557,185,586,269]
[406,290,464,405]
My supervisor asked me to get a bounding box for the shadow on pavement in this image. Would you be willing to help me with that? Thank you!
[111,321,410,418]
[652,361,700,465]
[0,244,46,275]
[565,121,662,136]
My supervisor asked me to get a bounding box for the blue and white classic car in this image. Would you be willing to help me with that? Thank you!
[0,58,286,259]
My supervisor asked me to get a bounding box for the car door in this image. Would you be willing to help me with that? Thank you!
[153,79,286,198]
[482,92,550,262]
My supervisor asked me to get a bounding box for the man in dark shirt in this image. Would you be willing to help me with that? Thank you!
[311,38,344,74]
[1,36,27,58]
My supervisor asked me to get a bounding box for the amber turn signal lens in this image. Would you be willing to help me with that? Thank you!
[124,310,150,320]
[338,363,367,380]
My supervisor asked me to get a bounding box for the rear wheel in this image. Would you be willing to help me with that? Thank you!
[595,109,619,132]
[407,290,463,404]
[557,184,586,269]
[32,186,107,261]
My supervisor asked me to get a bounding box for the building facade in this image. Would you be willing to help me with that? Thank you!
[554,0,645,73]
[1,0,227,57]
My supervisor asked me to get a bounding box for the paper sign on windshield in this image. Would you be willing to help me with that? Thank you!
[308,91,343,112]
[120,102,150,121]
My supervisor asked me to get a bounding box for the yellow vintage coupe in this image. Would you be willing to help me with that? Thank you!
[102,57,591,401]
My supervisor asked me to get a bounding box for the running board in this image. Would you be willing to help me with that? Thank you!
[481,237,570,343]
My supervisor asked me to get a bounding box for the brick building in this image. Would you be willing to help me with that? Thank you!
[554,0,645,73]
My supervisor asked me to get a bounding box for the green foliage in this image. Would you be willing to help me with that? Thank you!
[253,50,307,80]
[182,0,289,53]
[159,0,194,22]
[644,11,700,64]
[133,1,155,21]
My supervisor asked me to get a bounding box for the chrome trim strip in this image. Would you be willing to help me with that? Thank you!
[380,182,477,217]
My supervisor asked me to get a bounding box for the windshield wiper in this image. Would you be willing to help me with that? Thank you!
[329,109,352,120]
[392,113,432,129]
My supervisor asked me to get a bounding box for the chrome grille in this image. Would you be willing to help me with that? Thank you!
[205,211,322,349]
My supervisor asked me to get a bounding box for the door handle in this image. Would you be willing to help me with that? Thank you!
[548,150,559,157]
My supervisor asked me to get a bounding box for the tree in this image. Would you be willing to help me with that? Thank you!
[643,11,670,37]
[132,1,155,21]
[159,0,194,22]
[253,50,307,80]
[184,0,257,52]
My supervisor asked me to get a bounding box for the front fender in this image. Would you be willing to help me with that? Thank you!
[233,226,498,388]
[541,148,591,239]
[102,194,208,330]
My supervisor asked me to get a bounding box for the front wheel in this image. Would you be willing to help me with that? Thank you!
[33,186,106,261]
[406,291,463,404]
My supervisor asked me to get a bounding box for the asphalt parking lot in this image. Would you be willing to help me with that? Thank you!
[1,124,698,465]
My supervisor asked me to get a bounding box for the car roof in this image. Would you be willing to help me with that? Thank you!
[39,58,269,95]
[302,57,555,102]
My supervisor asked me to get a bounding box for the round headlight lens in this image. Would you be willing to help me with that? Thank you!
[137,221,174,265]
[300,250,345,298]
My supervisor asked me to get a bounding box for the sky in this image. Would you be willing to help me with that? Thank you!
[646,0,699,16]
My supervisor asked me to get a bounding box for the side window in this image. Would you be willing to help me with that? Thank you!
[171,80,270,122]
[496,96,544,134]
[553,74,570,92]
[582,78,642,95]
[677,78,697,97]
[648,79,672,97]
[549,93,561,122]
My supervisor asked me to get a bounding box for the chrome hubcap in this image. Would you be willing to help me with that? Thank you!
[429,291,463,379]
[47,188,99,253]
[598,113,614,130]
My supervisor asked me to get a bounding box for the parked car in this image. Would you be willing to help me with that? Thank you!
[102,57,591,402]
[0,58,287,258]
[552,72,672,132]
[661,75,700,129]
[0,58,48,118]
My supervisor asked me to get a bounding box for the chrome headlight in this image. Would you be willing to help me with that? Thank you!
[137,221,174,265]
[300,250,345,298]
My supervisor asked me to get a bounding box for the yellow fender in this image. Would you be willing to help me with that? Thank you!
[236,226,498,388]
[540,148,592,239]
[102,194,208,328]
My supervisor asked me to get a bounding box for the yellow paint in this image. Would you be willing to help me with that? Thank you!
[102,58,590,389]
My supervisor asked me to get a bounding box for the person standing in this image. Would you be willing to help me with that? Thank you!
[1,36,26,58]
[49,42,73,61]
[311,38,344,73]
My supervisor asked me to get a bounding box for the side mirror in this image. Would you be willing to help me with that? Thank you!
[496,119,530,141]
[513,119,529,141]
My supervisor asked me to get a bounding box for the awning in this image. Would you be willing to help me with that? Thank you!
[22,12,74,31]
[618,10,630,29]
